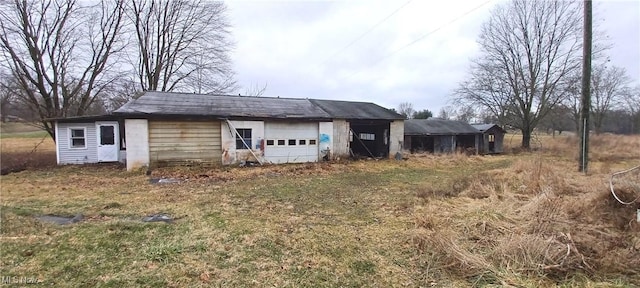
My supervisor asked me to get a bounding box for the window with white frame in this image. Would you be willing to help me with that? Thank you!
[69,128,86,148]
[359,133,375,141]
[235,129,252,150]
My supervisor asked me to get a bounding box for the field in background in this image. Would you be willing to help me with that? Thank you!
[0,123,55,175]
[1,131,639,287]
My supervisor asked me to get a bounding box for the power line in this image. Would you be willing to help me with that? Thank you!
[318,0,413,67]
[345,0,494,80]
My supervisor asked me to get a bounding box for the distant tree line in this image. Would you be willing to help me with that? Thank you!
[392,102,433,119]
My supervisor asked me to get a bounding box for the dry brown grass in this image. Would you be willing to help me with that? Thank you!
[0,135,56,175]
[1,133,639,286]
[413,134,640,286]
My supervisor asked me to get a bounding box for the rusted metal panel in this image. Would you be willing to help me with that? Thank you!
[148,120,221,166]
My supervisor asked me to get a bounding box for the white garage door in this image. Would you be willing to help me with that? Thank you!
[264,122,318,164]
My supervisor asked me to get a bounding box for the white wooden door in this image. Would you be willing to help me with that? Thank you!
[97,122,119,162]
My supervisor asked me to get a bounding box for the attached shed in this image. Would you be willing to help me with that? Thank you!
[108,91,404,170]
[404,119,481,154]
[308,99,404,159]
[52,115,125,165]
[471,124,506,154]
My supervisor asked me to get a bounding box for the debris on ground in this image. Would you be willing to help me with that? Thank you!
[149,178,182,184]
[142,213,174,223]
[36,214,83,225]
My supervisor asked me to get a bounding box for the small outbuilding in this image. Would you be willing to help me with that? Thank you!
[471,124,506,154]
[404,119,481,154]
[53,115,125,165]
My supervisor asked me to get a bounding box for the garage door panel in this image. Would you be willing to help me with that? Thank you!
[149,120,221,166]
[264,122,318,164]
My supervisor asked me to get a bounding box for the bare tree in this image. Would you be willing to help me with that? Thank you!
[454,0,582,148]
[0,0,126,139]
[0,72,15,122]
[454,61,515,127]
[590,65,629,134]
[437,106,454,120]
[623,85,640,134]
[454,105,476,123]
[101,77,142,112]
[397,102,415,119]
[127,0,235,93]
[242,82,268,97]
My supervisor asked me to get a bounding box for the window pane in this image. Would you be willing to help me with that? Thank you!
[72,138,85,147]
[359,133,375,141]
[71,129,84,138]
[100,126,115,145]
[309,139,317,145]
[299,139,306,145]
[288,139,296,146]
[277,140,285,145]
[266,140,274,146]
[235,128,252,149]
[236,139,252,149]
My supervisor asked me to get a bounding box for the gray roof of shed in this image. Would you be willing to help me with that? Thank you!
[114,91,402,120]
[405,119,480,135]
[471,124,507,133]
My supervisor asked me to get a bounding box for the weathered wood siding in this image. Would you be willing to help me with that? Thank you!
[148,120,222,166]
[56,122,98,164]
[332,120,350,158]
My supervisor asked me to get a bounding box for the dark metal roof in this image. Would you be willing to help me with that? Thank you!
[114,91,331,119]
[308,99,404,120]
[48,114,120,122]
[113,91,401,120]
[405,119,481,135]
[471,124,507,133]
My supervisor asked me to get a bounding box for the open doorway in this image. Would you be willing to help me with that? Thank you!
[349,121,390,158]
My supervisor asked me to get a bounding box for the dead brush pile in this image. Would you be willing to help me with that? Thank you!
[412,152,640,285]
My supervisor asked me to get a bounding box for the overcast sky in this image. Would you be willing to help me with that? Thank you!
[226,0,640,113]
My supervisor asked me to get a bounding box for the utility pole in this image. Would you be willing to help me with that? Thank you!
[579,0,592,173]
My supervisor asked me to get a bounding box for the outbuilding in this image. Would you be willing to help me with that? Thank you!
[404,119,481,154]
[53,115,125,165]
[471,124,506,154]
[52,92,404,170]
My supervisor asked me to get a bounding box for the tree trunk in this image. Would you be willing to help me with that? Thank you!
[521,128,531,149]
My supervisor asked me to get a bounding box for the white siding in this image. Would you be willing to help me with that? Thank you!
[56,122,98,164]
[389,120,404,158]
[148,120,222,166]
[125,119,149,170]
[264,122,319,164]
[319,122,333,160]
